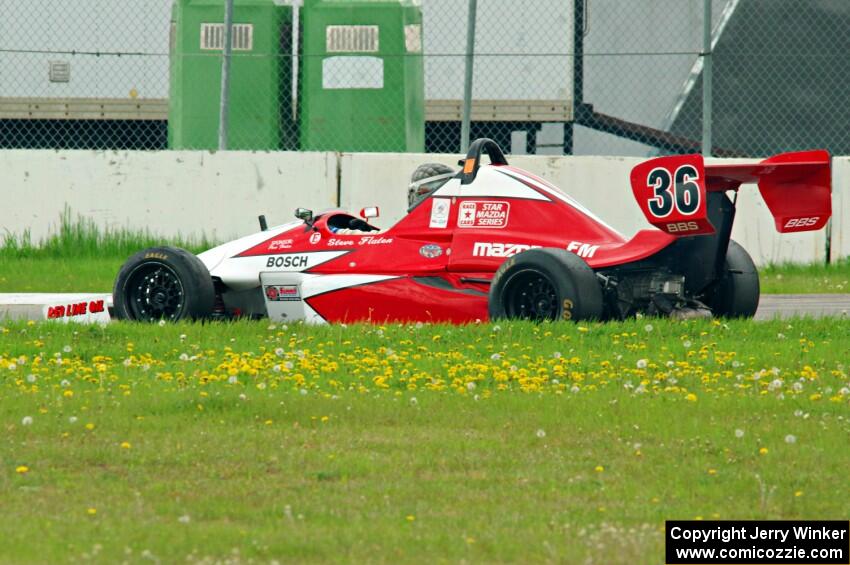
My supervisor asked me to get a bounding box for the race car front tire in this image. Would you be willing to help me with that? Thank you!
[704,239,760,318]
[488,248,603,322]
[113,246,215,322]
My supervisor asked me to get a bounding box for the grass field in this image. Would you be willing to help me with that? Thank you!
[1,318,848,563]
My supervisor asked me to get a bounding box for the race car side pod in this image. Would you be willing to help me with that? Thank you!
[629,150,831,294]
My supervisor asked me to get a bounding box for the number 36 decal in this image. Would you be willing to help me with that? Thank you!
[629,154,714,236]
[646,165,700,218]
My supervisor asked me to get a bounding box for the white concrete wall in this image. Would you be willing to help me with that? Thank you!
[830,157,850,262]
[1,150,338,242]
[1,150,843,265]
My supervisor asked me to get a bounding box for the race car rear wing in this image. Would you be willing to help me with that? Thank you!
[630,150,831,236]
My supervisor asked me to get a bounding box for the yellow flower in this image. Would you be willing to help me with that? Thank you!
[87,507,97,515]
[708,469,717,475]
[685,393,697,402]
[406,515,415,522]
[595,465,604,473]
[15,465,29,474]
[120,442,131,449]
[321,416,329,423]
[63,390,74,398]
[759,447,769,455]
[85,423,95,431]
[794,491,803,497]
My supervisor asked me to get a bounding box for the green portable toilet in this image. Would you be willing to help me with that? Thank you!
[169,0,292,150]
[300,0,424,152]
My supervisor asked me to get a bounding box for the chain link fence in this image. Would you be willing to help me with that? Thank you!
[1,0,849,157]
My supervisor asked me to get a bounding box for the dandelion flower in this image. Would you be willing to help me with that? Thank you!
[63,345,72,353]
[228,376,238,384]
[406,515,415,522]
[15,465,29,474]
[759,447,769,455]
[636,359,648,369]
[734,429,744,438]
[85,423,95,431]
[784,434,797,444]
[26,374,36,383]
[409,397,418,406]
[466,381,476,392]
[685,393,697,402]
[644,324,653,332]
[535,429,546,439]
[87,507,97,515]
[21,416,33,426]
[120,442,131,449]
[594,465,604,473]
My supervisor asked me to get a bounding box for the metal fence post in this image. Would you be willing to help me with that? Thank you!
[218,0,234,150]
[702,0,712,157]
[460,0,478,153]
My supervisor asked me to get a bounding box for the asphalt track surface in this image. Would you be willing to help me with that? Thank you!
[754,294,850,320]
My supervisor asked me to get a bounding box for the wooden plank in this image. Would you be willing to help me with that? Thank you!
[0,97,169,121]
[1,97,571,123]
[425,99,572,122]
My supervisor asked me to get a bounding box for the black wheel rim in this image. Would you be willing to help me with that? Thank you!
[123,262,185,321]
[502,268,559,320]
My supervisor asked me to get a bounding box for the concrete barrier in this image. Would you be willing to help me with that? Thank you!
[1,150,338,242]
[830,157,850,263]
[1,149,843,265]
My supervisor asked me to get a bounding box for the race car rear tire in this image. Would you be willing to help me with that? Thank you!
[113,246,215,322]
[488,248,603,322]
[705,240,760,318]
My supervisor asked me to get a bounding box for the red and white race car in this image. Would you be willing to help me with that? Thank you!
[112,139,831,323]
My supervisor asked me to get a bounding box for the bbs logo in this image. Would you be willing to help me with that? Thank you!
[666,221,699,233]
[784,217,819,229]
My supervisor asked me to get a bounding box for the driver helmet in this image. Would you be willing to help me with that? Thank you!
[408,163,455,210]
